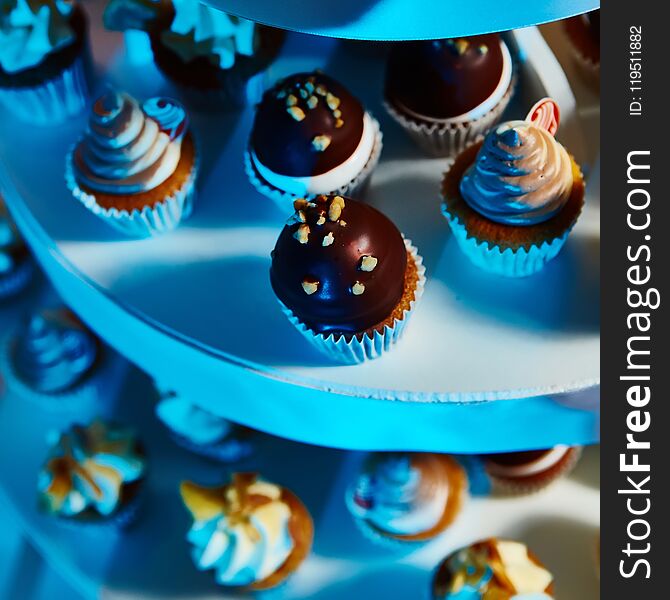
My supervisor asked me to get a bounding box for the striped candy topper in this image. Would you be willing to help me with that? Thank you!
[526,98,560,137]
[142,97,188,141]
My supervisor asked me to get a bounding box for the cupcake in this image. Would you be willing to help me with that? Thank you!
[246,71,383,209]
[564,11,600,88]
[432,538,555,598]
[155,390,253,462]
[346,453,466,547]
[37,420,146,528]
[270,195,425,363]
[66,89,198,237]
[482,446,582,494]
[441,98,585,277]
[104,0,284,110]
[384,35,516,157]
[180,473,313,590]
[3,307,101,411]
[0,198,33,299]
[0,0,90,124]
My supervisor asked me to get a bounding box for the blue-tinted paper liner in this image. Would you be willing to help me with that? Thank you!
[277,240,424,364]
[245,113,383,212]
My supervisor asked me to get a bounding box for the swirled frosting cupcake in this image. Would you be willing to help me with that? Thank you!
[0,0,89,124]
[38,420,146,526]
[432,538,555,599]
[346,453,466,545]
[0,198,33,298]
[7,308,99,406]
[155,391,253,461]
[104,0,284,109]
[180,473,313,589]
[246,72,383,206]
[66,89,198,237]
[442,98,585,277]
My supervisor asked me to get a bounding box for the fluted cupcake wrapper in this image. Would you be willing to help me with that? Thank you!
[0,331,105,413]
[277,240,425,365]
[383,74,516,158]
[65,144,199,238]
[0,55,89,126]
[168,431,254,463]
[0,257,34,300]
[245,114,383,213]
[568,44,600,90]
[441,204,572,278]
[488,447,583,496]
[351,512,431,552]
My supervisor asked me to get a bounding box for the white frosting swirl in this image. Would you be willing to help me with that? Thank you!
[182,477,295,586]
[161,0,255,69]
[73,90,187,194]
[347,453,448,536]
[0,0,75,73]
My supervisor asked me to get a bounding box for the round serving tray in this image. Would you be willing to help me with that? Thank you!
[209,0,599,41]
[0,4,600,452]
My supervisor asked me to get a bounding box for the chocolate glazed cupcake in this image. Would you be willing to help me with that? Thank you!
[246,72,383,209]
[384,35,516,157]
[270,195,424,363]
[482,446,582,495]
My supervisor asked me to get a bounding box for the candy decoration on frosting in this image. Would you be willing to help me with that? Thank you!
[526,97,560,136]
[142,96,188,141]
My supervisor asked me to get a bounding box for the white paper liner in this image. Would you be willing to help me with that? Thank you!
[487,446,583,496]
[277,239,425,364]
[0,331,105,413]
[0,55,89,126]
[384,73,517,158]
[245,113,383,212]
[65,141,199,238]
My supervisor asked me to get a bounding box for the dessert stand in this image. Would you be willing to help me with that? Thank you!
[0,1,600,453]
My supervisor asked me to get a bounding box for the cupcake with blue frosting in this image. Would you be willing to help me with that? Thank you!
[104,0,284,110]
[155,390,253,462]
[0,0,90,124]
[4,307,101,410]
[38,420,146,528]
[180,473,313,590]
[346,452,467,547]
[431,538,555,599]
[441,98,585,277]
[0,199,33,299]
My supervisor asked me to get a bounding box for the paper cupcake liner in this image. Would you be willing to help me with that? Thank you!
[0,55,89,126]
[487,447,583,496]
[441,204,572,278]
[65,143,199,238]
[351,512,439,552]
[245,114,383,212]
[277,240,424,364]
[51,490,143,532]
[0,257,34,300]
[1,331,105,413]
[384,73,517,158]
[168,432,254,463]
[569,44,600,90]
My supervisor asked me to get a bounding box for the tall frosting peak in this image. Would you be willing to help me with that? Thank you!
[73,90,188,195]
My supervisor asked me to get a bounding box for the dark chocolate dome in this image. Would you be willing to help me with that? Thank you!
[385,34,506,120]
[251,72,365,177]
[270,195,407,335]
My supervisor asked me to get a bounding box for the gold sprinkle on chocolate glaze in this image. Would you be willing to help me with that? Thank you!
[478,44,489,55]
[322,232,335,247]
[312,135,332,152]
[286,94,297,106]
[339,220,347,227]
[294,224,310,243]
[287,106,306,121]
[299,88,308,99]
[455,39,469,55]
[335,118,344,129]
[315,84,327,96]
[316,214,326,226]
[307,96,318,109]
[333,109,342,119]
[326,93,340,110]
[359,255,378,272]
[351,281,365,295]
[328,196,345,221]
[293,198,309,211]
[302,280,319,295]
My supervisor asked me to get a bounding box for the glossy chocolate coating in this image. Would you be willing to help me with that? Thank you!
[251,72,365,177]
[270,195,407,334]
[385,34,505,120]
[586,10,600,42]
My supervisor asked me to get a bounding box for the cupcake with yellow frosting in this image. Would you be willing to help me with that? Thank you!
[180,473,313,590]
[441,98,584,277]
[431,538,555,599]
[37,420,146,528]
[0,0,90,124]
[66,89,198,237]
